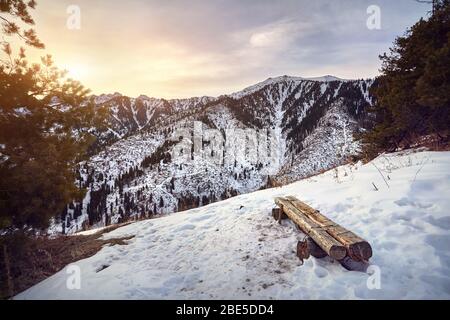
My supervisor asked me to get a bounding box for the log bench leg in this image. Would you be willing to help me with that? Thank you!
[296,239,310,262]
[306,237,328,258]
[272,207,288,224]
[338,256,370,272]
[297,237,328,262]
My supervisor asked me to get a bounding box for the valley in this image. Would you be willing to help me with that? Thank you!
[57,76,374,234]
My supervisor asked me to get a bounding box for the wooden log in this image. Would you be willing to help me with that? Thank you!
[275,197,347,260]
[297,237,328,262]
[297,238,327,261]
[339,256,370,272]
[272,207,280,220]
[296,240,310,262]
[285,196,372,261]
[306,237,328,258]
[272,208,288,223]
[326,225,372,261]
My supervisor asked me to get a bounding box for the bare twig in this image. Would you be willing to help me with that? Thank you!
[0,15,29,43]
[412,156,430,184]
[371,162,390,188]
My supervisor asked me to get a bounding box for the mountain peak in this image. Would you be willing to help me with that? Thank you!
[231,75,351,99]
[304,75,349,82]
[263,74,349,83]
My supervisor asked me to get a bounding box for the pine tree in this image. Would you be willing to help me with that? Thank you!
[361,3,450,157]
[0,0,44,49]
[0,2,107,231]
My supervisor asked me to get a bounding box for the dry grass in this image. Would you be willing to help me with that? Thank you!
[0,222,134,299]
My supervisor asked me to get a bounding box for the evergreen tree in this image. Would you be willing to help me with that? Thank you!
[0,1,107,230]
[0,0,44,49]
[361,3,450,157]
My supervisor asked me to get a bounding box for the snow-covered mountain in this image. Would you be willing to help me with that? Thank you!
[19,150,450,299]
[90,93,215,140]
[56,75,375,234]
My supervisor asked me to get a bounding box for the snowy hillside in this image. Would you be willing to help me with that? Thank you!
[59,75,375,234]
[18,150,450,299]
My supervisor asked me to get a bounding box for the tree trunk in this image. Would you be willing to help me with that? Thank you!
[2,244,14,298]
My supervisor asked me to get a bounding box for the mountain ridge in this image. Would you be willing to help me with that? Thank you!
[55,75,376,234]
[91,75,358,102]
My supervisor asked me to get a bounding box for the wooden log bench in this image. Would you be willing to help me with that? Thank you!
[274,196,372,271]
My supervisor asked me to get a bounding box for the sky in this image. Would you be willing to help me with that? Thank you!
[15,0,429,98]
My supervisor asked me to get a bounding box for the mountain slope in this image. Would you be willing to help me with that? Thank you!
[20,150,450,299]
[57,76,375,234]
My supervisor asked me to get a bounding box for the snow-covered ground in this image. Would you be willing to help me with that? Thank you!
[15,150,450,299]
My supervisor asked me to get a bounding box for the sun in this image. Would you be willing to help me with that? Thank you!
[65,63,90,81]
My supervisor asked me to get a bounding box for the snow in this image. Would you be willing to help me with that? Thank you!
[231,75,350,99]
[93,93,122,105]
[15,150,450,299]
[13,107,32,116]
[278,101,360,183]
[73,226,109,236]
[305,75,350,82]
[54,76,374,241]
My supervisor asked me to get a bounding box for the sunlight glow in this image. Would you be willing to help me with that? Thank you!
[65,63,90,82]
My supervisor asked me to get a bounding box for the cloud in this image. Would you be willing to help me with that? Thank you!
[249,21,298,48]
[26,0,428,98]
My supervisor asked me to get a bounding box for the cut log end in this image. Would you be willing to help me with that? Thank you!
[329,245,347,261]
[349,241,373,260]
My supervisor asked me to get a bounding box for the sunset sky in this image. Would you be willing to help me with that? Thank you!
[21,0,428,98]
